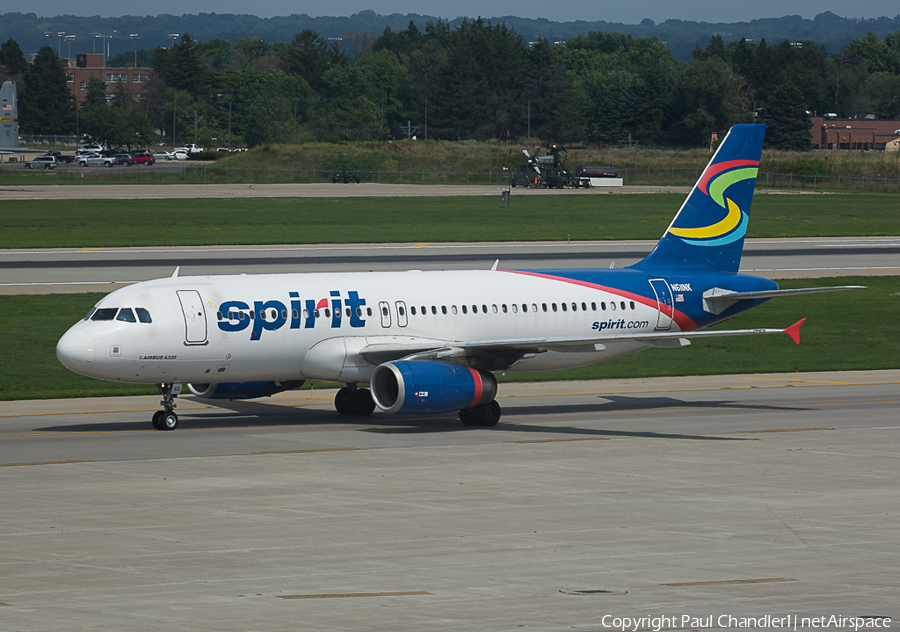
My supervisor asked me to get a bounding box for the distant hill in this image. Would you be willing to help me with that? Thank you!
[3,10,899,61]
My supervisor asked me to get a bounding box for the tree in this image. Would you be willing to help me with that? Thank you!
[0,38,28,78]
[19,46,75,135]
[763,82,812,150]
[279,30,346,93]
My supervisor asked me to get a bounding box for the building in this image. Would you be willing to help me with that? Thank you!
[811,116,900,151]
[66,53,154,106]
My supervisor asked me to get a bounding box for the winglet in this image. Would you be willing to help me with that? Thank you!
[491,259,500,271]
[784,318,806,345]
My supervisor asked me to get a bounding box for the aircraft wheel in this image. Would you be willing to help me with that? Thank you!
[458,408,478,425]
[334,387,354,415]
[350,388,375,416]
[151,410,163,430]
[472,401,501,427]
[160,412,178,431]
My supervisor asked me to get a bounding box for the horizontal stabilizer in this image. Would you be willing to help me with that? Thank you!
[703,285,865,314]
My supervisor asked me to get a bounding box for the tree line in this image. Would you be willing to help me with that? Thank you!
[2,21,899,151]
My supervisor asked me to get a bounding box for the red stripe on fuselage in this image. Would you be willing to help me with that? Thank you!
[697,159,759,194]
[468,367,483,408]
[502,270,697,331]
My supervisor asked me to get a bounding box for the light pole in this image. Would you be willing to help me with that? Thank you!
[65,35,76,61]
[56,32,65,57]
[90,32,102,54]
[168,33,179,49]
[130,34,139,67]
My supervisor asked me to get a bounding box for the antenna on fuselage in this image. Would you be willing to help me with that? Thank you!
[172,266,180,277]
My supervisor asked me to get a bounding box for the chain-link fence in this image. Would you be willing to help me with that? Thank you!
[3,163,900,193]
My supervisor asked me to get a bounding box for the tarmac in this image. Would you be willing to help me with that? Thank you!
[2,371,898,631]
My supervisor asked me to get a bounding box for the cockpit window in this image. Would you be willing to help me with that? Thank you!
[135,308,152,323]
[91,308,118,321]
[116,308,136,323]
[83,307,97,321]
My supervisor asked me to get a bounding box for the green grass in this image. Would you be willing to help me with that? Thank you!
[0,193,898,249]
[2,276,896,401]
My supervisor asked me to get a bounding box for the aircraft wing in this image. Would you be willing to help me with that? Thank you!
[359,319,806,369]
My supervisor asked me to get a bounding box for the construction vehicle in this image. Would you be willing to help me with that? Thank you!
[511,143,589,189]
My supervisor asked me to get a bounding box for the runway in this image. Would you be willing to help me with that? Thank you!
[2,371,898,630]
[2,236,898,294]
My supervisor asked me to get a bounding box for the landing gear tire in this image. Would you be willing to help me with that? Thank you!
[151,411,163,430]
[160,412,178,430]
[459,400,501,427]
[350,388,375,416]
[335,387,353,415]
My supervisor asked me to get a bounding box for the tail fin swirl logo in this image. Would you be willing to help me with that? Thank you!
[667,159,759,247]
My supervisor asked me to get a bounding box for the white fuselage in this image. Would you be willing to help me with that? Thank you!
[58,268,671,385]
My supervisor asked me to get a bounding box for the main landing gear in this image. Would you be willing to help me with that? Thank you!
[152,383,180,431]
[334,384,376,416]
[458,400,502,427]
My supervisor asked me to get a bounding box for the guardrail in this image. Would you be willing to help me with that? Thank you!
[2,164,900,193]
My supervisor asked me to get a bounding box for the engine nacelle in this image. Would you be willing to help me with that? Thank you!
[371,361,497,414]
[187,380,303,400]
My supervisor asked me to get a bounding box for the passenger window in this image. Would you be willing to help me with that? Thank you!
[542,303,548,312]
[551,303,557,312]
[601,302,606,310]
[512,304,518,313]
[462,305,468,314]
[522,304,528,313]
[501,304,507,313]
[294,309,300,319]
[561,303,567,312]
[451,305,458,314]
[630,301,636,310]
[345,307,351,317]
[573,302,579,311]
[136,308,152,323]
[582,302,587,311]
[620,301,626,310]
[91,308,118,321]
[610,302,616,311]
[472,305,478,313]
[367,307,373,317]
[381,306,388,317]
[591,302,596,311]
[116,308,136,323]
[482,305,487,313]
[421,306,426,314]
[325,308,331,318]
[532,303,538,313]
[411,306,417,316]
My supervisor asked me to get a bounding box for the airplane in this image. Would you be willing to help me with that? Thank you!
[1,80,60,157]
[56,124,863,431]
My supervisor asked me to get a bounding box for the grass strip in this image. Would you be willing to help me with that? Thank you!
[1,276,896,401]
[0,193,898,249]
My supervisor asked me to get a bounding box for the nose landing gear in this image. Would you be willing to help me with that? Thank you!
[152,383,181,430]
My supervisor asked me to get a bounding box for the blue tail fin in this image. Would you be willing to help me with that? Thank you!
[631,124,766,274]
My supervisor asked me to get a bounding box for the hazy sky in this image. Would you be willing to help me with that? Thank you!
[21,0,900,23]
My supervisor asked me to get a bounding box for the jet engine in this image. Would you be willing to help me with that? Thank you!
[370,361,497,414]
[187,381,303,400]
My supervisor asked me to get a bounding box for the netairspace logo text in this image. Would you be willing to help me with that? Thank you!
[599,614,892,631]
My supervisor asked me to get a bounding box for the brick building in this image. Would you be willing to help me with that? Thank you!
[65,53,154,106]
[811,116,900,151]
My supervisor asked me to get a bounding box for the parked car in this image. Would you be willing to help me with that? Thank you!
[112,153,135,166]
[131,150,156,165]
[152,150,174,160]
[182,143,203,153]
[43,151,75,164]
[77,153,115,167]
[215,147,231,152]
[172,149,189,160]
[24,155,58,169]
[77,145,105,155]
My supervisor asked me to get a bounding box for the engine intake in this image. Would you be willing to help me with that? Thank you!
[371,361,497,414]
[187,381,303,400]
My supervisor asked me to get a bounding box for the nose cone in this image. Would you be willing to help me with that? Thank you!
[57,327,95,374]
